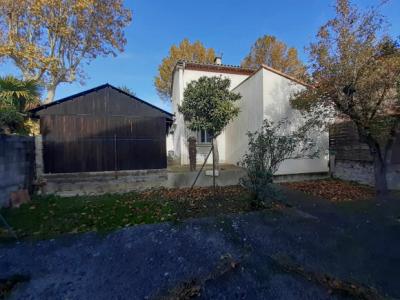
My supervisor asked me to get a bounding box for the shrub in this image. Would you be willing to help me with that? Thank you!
[240,118,319,204]
[0,108,25,134]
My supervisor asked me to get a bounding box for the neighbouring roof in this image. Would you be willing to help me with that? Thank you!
[178,60,256,76]
[30,83,173,118]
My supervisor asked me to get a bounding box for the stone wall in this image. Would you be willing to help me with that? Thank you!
[0,134,35,207]
[332,159,400,190]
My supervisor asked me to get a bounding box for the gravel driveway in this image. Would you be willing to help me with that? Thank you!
[1,190,399,299]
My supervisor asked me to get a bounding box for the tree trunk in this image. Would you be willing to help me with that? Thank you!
[372,151,388,197]
[212,138,216,200]
[45,86,56,104]
[212,137,219,170]
[365,137,389,197]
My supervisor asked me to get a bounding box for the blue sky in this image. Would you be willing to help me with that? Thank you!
[1,0,399,113]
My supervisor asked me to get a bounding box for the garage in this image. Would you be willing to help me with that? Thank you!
[30,84,173,173]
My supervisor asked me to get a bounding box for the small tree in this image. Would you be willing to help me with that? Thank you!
[178,76,241,186]
[240,119,319,204]
[290,0,400,196]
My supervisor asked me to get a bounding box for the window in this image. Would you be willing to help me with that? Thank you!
[197,129,212,144]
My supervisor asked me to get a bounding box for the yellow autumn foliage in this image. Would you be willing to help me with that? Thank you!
[0,0,132,102]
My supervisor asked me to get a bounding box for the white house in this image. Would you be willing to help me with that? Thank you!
[168,58,329,176]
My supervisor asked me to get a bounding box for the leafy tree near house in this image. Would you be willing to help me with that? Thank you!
[0,75,41,134]
[178,76,241,172]
[290,0,400,196]
[155,39,216,100]
[0,0,132,103]
[240,119,319,205]
[241,35,307,80]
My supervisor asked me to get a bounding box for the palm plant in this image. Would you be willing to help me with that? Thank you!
[0,76,42,134]
[0,76,42,112]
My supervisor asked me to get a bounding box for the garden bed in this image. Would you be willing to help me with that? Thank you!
[0,186,256,242]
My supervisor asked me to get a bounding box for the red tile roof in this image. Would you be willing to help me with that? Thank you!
[179,60,256,76]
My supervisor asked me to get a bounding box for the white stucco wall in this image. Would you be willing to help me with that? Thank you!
[171,66,249,165]
[225,69,265,164]
[169,67,184,162]
[261,68,329,175]
[226,67,329,175]
[170,64,329,174]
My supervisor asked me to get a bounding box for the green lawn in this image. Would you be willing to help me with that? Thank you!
[0,193,174,242]
[0,186,255,242]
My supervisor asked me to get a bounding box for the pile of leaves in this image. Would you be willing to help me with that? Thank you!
[282,179,375,202]
[141,186,248,202]
[141,186,255,221]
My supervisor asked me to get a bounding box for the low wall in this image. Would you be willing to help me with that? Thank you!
[0,134,35,207]
[40,169,168,196]
[332,160,400,190]
[39,168,246,196]
[329,121,400,190]
[40,167,331,197]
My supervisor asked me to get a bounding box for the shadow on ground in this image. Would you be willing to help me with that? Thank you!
[1,188,399,299]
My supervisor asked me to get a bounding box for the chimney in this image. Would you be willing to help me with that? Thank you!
[214,56,222,65]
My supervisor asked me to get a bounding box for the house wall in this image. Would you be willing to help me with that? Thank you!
[170,65,329,175]
[261,68,329,175]
[169,68,183,161]
[170,66,249,165]
[225,69,265,164]
[226,67,329,174]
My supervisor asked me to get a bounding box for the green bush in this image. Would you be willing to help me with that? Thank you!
[240,119,319,205]
[0,107,25,134]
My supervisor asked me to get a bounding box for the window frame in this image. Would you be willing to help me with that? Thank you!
[197,129,213,145]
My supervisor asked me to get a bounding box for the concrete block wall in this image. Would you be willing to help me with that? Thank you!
[332,159,400,190]
[0,134,35,207]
